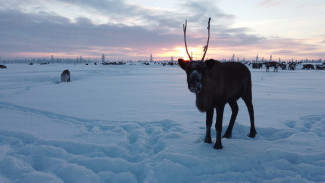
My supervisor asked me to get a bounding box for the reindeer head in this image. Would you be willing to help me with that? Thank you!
[178,59,207,93]
[178,18,211,94]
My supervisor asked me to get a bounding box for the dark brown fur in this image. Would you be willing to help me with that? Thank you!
[179,59,257,149]
[265,61,279,72]
[302,64,315,70]
[61,69,70,82]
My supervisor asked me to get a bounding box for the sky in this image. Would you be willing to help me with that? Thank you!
[0,0,324,61]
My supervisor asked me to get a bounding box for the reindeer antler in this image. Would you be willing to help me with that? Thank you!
[201,17,211,61]
[183,20,193,62]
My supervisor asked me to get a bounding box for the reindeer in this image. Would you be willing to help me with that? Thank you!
[264,61,279,72]
[279,62,287,70]
[252,63,263,69]
[288,62,296,70]
[316,64,325,70]
[61,69,70,82]
[178,18,257,149]
[302,64,315,70]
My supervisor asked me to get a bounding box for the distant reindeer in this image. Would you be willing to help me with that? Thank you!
[302,64,315,70]
[61,69,70,82]
[279,62,287,70]
[316,64,325,70]
[178,18,257,149]
[252,63,263,69]
[288,62,296,70]
[265,61,279,72]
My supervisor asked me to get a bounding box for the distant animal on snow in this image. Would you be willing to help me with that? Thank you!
[288,62,296,70]
[252,63,263,69]
[178,18,256,150]
[302,64,315,70]
[264,62,279,72]
[279,62,287,70]
[0,64,7,69]
[316,64,325,70]
[61,69,70,82]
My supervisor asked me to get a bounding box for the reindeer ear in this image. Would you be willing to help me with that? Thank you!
[205,59,216,70]
[178,59,190,71]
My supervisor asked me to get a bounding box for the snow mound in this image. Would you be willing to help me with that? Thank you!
[1,115,324,182]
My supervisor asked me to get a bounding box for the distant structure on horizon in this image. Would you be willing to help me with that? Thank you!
[231,54,235,62]
[150,54,154,62]
[101,54,105,63]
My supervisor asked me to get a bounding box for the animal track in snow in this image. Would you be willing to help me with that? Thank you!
[1,101,325,182]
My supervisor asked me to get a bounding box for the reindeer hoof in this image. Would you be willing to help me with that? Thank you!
[213,143,223,150]
[204,136,212,144]
[223,133,232,139]
[248,130,257,138]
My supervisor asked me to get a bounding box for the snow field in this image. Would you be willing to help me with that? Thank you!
[0,64,325,182]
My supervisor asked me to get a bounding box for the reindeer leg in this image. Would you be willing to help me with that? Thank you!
[223,101,238,139]
[244,99,257,138]
[204,107,214,144]
[214,103,225,149]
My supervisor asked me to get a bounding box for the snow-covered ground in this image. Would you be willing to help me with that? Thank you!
[0,63,324,183]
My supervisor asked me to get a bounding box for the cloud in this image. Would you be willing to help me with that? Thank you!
[257,0,283,7]
[0,9,184,58]
[0,0,323,60]
[0,0,240,58]
[56,0,179,29]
